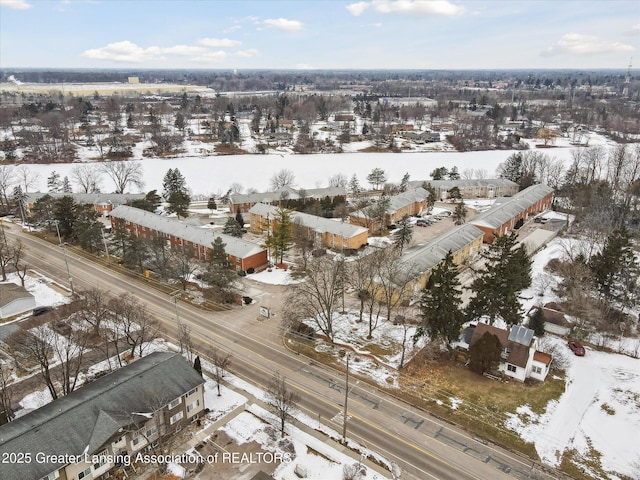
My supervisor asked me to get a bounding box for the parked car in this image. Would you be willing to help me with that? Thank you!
[534,217,548,224]
[416,220,429,227]
[568,340,585,356]
[32,306,51,316]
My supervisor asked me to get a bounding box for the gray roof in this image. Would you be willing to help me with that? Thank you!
[400,223,484,276]
[249,203,368,239]
[469,184,554,229]
[508,325,535,346]
[409,178,519,190]
[0,283,34,307]
[230,186,347,205]
[109,205,265,259]
[352,188,430,219]
[0,352,204,480]
[26,192,146,206]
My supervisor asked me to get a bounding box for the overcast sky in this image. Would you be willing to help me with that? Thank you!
[1,0,638,70]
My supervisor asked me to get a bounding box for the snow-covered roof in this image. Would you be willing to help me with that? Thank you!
[26,192,146,206]
[351,187,430,219]
[400,223,484,276]
[469,184,553,229]
[409,178,519,189]
[230,186,347,205]
[110,205,265,259]
[249,203,367,239]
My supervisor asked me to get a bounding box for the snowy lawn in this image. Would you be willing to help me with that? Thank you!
[247,266,303,285]
[506,336,640,479]
[218,404,389,480]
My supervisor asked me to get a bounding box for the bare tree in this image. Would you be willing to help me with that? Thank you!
[0,240,15,280]
[10,240,28,287]
[77,287,110,337]
[14,165,40,193]
[0,361,14,423]
[328,173,348,188]
[109,294,159,358]
[10,326,57,398]
[283,256,343,342]
[0,165,15,213]
[209,347,232,396]
[265,372,299,438]
[71,164,103,193]
[177,320,195,362]
[269,169,296,190]
[100,160,144,193]
[49,315,90,396]
[169,248,199,291]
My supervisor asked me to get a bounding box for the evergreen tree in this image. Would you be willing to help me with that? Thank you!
[61,176,72,193]
[469,332,502,374]
[466,233,532,325]
[129,190,162,212]
[430,166,448,180]
[207,196,217,212]
[421,182,437,212]
[223,217,243,237]
[415,251,464,347]
[193,356,203,377]
[448,186,462,201]
[448,166,460,180]
[528,306,546,337]
[348,174,362,197]
[267,207,293,264]
[235,210,245,227]
[393,215,413,251]
[202,237,237,303]
[590,227,640,313]
[47,171,61,193]
[366,167,387,190]
[452,202,467,225]
[399,172,410,192]
[162,168,191,218]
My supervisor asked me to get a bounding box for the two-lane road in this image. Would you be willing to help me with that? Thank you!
[6,223,552,480]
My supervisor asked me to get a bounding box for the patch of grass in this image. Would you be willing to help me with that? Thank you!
[361,343,395,357]
[600,403,615,415]
[560,440,606,480]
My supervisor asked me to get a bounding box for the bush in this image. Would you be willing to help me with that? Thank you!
[242,296,252,305]
[247,267,255,274]
[291,321,316,340]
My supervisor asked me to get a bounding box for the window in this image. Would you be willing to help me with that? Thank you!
[186,387,197,397]
[78,467,91,480]
[132,435,142,446]
[146,425,158,438]
[93,452,107,470]
[170,411,184,425]
[187,400,200,413]
[168,397,181,410]
[532,366,542,374]
[507,364,517,373]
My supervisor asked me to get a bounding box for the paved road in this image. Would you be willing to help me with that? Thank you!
[4,222,558,480]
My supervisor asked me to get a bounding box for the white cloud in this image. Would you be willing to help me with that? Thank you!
[542,33,635,57]
[627,23,640,36]
[0,0,31,10]
[235,49,259,58]
[263,18,303,31]
[346,1,369,16]
[82,41,153,63]
[348,0,464,17]
[198,37,242,48]
[223,25,242,34]
[82,41,207,63]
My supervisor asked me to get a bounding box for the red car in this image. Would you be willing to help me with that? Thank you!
[568,340,585,356]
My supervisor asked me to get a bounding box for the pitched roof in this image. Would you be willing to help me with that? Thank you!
[469,322,509,347]
[533,350,552,365]
[249,203,367,239]
[26,192,146,206]
[109,205,265,259]
[230,186,347,205]
[351,188,430,219]
[469,184,554,229]
[400,223,483,276]
[0,283,34,306]
[508,325,535,346]
[409,178,519,190]
[0,352,204,480]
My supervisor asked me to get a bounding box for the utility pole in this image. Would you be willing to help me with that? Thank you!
[55,221,74,296]
[342,354,349,443]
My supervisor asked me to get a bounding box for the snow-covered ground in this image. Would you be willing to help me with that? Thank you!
[505,236,640,479]
[12,134,630,200]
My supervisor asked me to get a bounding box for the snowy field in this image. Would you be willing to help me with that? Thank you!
[11,130,628,199]
[506,237,640,479]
